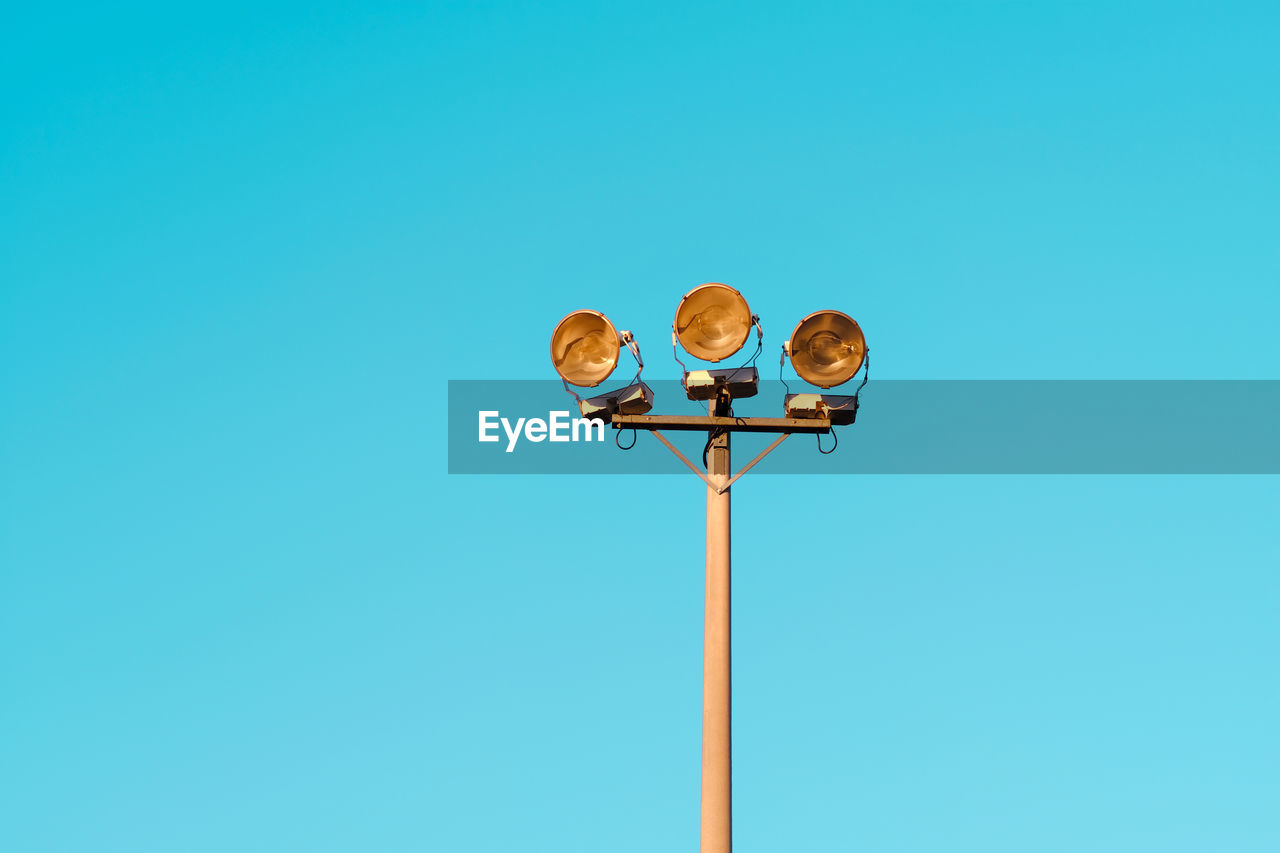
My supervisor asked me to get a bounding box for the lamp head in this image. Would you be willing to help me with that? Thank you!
[673,283,753,362]
[550,310,621,387]
[786,310,866,388]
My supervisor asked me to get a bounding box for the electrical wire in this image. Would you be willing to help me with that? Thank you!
[702,427,723,468]
[816,429,838,454]
[702,389,735,468]
[812,351,869,456]
[741,335,763,371]
[737,315,764,372]
[853,350,870,399]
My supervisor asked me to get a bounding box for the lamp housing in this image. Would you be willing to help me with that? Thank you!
[673,283,753,363]
[784,393,859,426]
[785,310,866,388]
[550,310,622,387]
[682,367,759,401]
[577,381,653,421]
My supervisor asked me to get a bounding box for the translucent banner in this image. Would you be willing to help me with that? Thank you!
[447,380,1280,474]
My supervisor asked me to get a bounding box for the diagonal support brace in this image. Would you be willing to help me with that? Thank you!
[718,433,789,493]
[647,430,792,494]
[649,430,721,490]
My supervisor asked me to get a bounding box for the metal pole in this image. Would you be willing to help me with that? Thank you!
[610,409,829,853]
[701,396,732,853]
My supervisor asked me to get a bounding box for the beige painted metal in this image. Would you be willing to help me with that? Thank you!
[609,409,827,853]
[701,406,732,853]
[613,413,831,434]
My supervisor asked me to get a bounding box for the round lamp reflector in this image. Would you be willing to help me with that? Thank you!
[550,310,621,387]
[788,310,866,388]
[673,283,752,362]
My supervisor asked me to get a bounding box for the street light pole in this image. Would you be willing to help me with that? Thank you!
[611,411,831,853]
[552,288,866,853]
[702,398,732,853]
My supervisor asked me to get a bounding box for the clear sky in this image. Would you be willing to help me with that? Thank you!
[2,2,1278,851]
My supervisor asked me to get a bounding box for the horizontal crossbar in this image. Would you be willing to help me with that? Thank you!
[612,414,832,434]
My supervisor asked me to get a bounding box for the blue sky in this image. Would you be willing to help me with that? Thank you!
[2,2,1278,851]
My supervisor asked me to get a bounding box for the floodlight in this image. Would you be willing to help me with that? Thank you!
[785,310,866,388]
[551,310,622,387]
[673,283,753,362]
[784,393,859,425]
[550,309,653,420]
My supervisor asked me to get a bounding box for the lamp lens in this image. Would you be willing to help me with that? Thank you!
[808,330,849,365]
[789,311,866,388]
[550,310,621,387]
[568,329,614,365]
[674,283,752,362]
